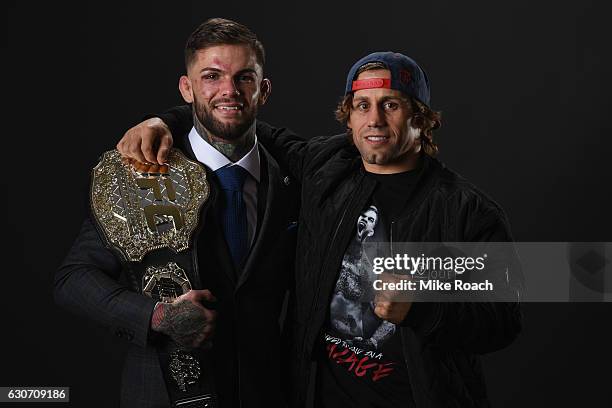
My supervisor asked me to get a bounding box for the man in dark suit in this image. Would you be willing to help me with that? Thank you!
[55,18,298,408]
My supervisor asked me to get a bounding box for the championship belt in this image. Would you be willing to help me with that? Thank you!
[90,149,217,408]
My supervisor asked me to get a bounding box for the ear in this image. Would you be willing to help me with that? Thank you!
[178,75,194,103]
[408,117,422,137]
[407,118,423,153]
[346,112,354,135]
[346,103,353,131]
[258,78,272,105]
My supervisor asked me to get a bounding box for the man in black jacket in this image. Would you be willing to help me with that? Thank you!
[119,52,521,407]
[56,18,298,408]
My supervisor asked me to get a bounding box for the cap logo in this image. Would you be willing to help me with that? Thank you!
[352,78,391,91]
[399,69,411,84]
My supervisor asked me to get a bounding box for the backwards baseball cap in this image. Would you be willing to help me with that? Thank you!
[344,51,431,107]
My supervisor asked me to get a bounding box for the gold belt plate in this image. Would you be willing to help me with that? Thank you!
[91,149,209,262]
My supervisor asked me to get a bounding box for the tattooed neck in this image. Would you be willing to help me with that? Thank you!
[193,113,256,162]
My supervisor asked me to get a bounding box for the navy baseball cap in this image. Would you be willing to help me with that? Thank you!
[344,51,431,107]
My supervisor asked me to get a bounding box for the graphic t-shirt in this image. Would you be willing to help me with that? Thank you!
[317,166,422,408]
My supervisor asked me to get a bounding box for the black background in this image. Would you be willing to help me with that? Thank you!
[2,1,611,406]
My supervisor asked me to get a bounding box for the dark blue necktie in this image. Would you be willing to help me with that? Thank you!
[215,165,249,270]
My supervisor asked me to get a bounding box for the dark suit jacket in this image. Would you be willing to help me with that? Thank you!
[55,122,299,408]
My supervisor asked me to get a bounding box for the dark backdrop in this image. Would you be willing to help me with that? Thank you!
[2,1,611,406]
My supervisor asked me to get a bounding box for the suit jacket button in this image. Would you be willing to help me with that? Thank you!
[283,176,291,186]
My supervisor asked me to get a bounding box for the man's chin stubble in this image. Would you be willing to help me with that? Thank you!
[202,112,254,141]
[364,152,389,165]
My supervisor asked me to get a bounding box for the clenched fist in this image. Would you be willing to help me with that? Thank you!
[373,273,413,324]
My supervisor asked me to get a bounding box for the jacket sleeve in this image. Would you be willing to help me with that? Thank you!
[151,104,193,139]
[254,122,313,184]
[405,203,522,355]
[54,216,157,348]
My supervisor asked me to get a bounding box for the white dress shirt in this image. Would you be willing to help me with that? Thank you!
[188,127,260,247]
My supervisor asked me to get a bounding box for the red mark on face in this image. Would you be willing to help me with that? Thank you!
[211,57,230,71]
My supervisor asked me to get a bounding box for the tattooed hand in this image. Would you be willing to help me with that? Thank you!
[151,289,217,350]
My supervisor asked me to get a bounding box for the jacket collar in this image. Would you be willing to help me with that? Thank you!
[187,127,261,182]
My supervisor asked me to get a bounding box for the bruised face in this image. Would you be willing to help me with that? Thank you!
[179,44,270,141]
[348,69,421,174]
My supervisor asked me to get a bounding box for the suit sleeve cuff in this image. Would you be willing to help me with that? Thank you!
[115,292,157,347]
